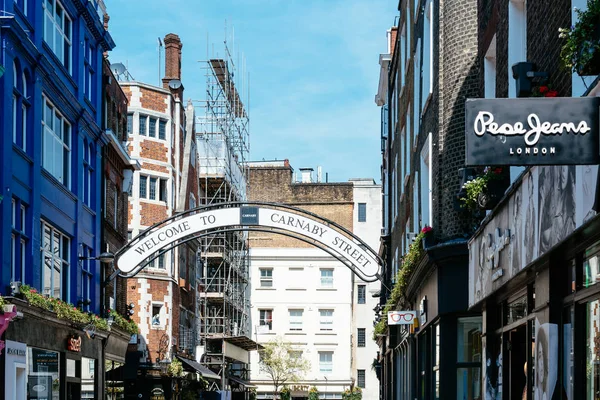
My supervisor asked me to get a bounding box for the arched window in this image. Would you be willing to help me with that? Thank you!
[12,60,28,152]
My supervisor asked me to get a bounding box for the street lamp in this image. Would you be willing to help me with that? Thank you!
[79,251,115,264]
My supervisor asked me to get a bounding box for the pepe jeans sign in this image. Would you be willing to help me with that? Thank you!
[465,97,600,166]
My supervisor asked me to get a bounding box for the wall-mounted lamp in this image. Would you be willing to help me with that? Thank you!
[512,62,549,97]
[79,252,115,264]
[9,281,22,296]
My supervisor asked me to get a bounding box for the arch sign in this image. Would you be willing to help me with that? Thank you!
[114,202,383,283]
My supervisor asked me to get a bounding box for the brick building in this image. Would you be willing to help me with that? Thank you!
[118,33,203,397]
[247,161,382,400]
[375,0,600,399]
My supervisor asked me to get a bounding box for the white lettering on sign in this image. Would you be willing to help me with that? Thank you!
[474,111,591,146]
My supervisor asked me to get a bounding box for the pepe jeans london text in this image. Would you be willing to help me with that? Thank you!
[474,111,591,157]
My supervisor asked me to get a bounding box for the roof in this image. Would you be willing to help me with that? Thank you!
[228,375,256,388]
[224,336,264,351]
[176,356,220,380]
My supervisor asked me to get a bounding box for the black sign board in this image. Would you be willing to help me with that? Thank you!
[465,97,600,166]
[240,206,259,225]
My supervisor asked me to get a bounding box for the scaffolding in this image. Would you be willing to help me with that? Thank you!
[194,37,251,389]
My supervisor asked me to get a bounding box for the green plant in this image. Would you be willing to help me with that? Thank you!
[373,232,427,340]
[559,0,600,73]
[308,386,320,400]
[107,309,140,335]
[0,295,5,309]
[342,387,362,400]
[167,358,184,377]
[459,167,503,211]
[280,386,291,400]
[249,388,257,400]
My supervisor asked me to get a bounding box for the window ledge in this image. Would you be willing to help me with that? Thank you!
[12,144,33,164]
[285,332,307,335]
[315,332,337,336]
[316,288,337,291]
[286,288,307,291]
[257,287,276,291]
[151,326,165,330]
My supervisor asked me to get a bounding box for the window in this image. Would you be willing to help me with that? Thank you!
[148,253,165,270]
[422,0,433,111]
[12,61,29,152]
[11,198,28,283]
[260,268,273,287]
[484,36,497,99]
[139,114,147,135]
[289,309,303,331]
[42,96,71,187]
[320,269,333,288]
[413,40,421,130]
[15,0,28,15]
[456,318,482,400]
[357,369,366,388]
[41,221,70,299]
[83,39,95,101]
[83,142,94,207]
[189,194,196,209]
[80,245,93,311]
[420,134,432,228]
[28,348,60,399]
[357,328,366,347]
[319,309,334,331]
[113,186,118,228]
[81,357,96,398]
[152,304,162,326]
[358,203,367,222]
[259,309,273,330]
[508,0,527,98]
[43,0,72,71]
[127,114,133,134]
[319,351,333,374]
[149,117,157,138]
[159,119,167,140]
[139,175,168,202]
[357,285,366,304]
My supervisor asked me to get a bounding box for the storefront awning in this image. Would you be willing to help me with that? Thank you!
[176,356,220,380]
[228,375,256,388]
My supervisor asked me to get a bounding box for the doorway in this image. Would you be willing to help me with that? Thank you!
[506,324,528,400]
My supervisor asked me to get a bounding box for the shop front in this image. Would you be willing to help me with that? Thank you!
[466,95,600,400]
[1,298,131,400]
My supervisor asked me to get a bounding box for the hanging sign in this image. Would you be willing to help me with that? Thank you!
[465,97,600,166]
[387,311,417,325]
[67,335,82,352]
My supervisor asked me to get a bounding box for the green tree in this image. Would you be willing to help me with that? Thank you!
[259,337,310,397]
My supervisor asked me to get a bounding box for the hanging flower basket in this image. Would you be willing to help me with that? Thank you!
[559,0,600,76]
[421,226,435,249]
[460,167,507,211]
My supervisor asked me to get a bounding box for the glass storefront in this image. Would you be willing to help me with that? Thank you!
[27,347,60,400]
[456,317,482,400]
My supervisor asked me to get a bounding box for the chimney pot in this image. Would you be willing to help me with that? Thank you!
[162,33,183,89]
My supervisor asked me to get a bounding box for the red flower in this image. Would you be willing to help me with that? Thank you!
[539,86,549,94]
[421,226,433,234]
[545,90,558,98]
[493,167,503,175]
[31,289,37,293]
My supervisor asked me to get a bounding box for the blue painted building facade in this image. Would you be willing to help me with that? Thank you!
[0,0,114,313]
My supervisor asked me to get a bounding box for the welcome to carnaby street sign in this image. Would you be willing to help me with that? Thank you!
[116,204,382,282]
[465,97,600,166]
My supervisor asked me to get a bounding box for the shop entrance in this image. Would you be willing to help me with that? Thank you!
[506,324,528,400]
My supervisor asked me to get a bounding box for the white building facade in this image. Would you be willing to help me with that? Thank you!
[248,164,381,400]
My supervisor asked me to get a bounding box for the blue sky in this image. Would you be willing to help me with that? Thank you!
[107,0,393,183]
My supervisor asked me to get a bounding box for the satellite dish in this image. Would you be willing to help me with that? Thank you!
[111,62,126,76]
[168,79,182,90]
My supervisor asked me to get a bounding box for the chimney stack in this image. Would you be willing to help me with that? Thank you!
[299,168,314,183]
[162,33,183,90]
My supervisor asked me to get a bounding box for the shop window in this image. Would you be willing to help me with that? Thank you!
[563,306,574,400]
[457,317,482,363]
[456,317,482,399]
[584,244,600,288]
[28,348,60,399]
[505,294,528,325]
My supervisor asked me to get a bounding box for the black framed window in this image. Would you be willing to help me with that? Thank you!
[357,328,366,347]
[357,284,366,304]
[357,369,365,388]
